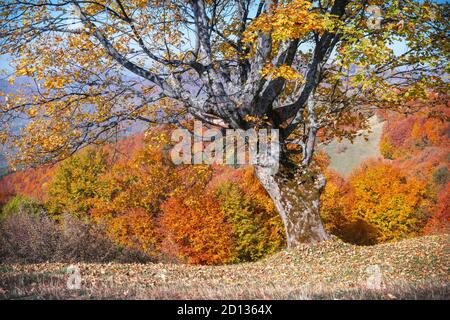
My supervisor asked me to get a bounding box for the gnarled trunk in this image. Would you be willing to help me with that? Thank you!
[255,162,329,247]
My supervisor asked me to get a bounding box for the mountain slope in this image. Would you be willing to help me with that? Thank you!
[321,116,384,177]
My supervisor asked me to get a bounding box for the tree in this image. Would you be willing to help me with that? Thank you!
[161,184,235,265]
[424,184,450,234]
[46,148,109,217]
[321,161,431,244]
[0,0,448,246]
[348,161,429,242]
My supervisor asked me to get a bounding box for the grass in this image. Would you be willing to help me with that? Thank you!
[321,116,384,177]
[0,234,448,300]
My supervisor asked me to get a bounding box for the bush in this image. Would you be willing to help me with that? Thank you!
[159,166,285,265]
[0,208,60,263]
[0,201,155,263]
[57,214,119,262]
[105,208,159,257]
[1,195,45,220]
[320,160,433,244]
[349,162,429,242]
[161,192,235,265]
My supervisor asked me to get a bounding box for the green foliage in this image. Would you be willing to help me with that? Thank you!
[1,195,45,220]
[46,148,108,218]
[216,181,285,263]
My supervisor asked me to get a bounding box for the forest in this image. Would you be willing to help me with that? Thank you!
[0,96,448,264]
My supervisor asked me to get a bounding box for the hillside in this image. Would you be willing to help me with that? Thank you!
[321,116,384,177]
[1,234,448,299]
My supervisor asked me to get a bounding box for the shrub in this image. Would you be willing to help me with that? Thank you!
[320,161,432,244]
[0,203,155,263]
[105,208,159,257]
[57,214,118,262]
[1,195,45,220]
[161,192,235,265]
[160,165,285,265]
[0,209,60,263]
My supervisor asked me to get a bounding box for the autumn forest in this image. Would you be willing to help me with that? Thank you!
[0,0,448,301]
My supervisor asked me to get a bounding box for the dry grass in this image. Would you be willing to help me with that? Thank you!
[1,234,448,300]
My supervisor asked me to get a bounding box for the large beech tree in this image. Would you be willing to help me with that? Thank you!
[0,0,448,246]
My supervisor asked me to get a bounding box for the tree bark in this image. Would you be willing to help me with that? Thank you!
[255,162,329,247]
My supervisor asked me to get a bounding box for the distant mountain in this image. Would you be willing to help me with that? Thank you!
[0,77,32,171]
[0,153,8,178]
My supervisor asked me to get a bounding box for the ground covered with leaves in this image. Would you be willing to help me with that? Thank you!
[0,234,448,299]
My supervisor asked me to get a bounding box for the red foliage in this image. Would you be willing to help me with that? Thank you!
[424,184,450,235]
[0,165,56,204]
[377,97,450,235]
[0,134,146,205]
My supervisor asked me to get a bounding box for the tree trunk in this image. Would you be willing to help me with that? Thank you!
[255,162,329,247]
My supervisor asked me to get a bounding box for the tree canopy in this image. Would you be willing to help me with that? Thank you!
[0,0,448,167]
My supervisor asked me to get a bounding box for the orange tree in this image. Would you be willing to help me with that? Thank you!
[45,129,283,264]
[321,162,431,244]
[348,161,429,243]
[90,128,204,255]
[161,190,235,265]
[0,0,448,246]
[160,167,285,264]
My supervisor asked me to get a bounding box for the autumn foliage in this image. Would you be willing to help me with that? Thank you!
[0,97,448,258]
[0,165,55,204]
[0,127,286,265]
[321,98,449,244]
[161,192,235,265]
